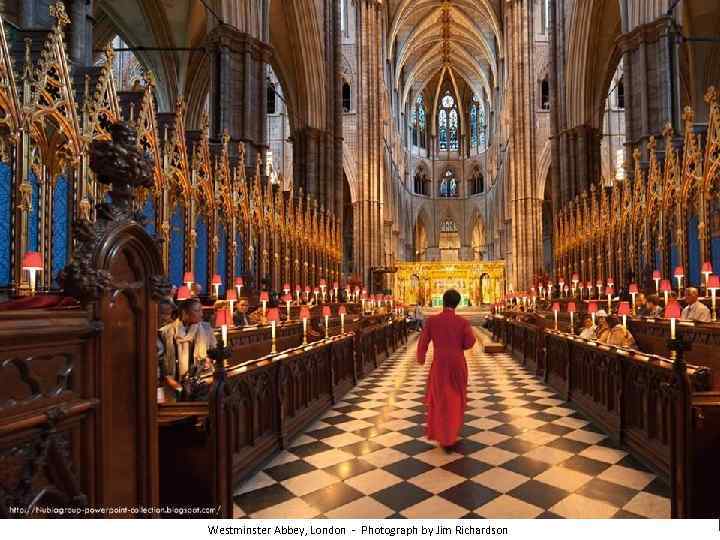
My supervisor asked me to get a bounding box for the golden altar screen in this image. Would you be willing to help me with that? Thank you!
[395,261,505,307]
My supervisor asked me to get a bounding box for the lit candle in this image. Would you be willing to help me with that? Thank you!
[596,280,603,298]
[665,299,682,340]
[322,305,331,338]
[674,266,684,297]
[300,306,310,345]
[618,301,631,329]
[339,305,347,333]
[628,283,638,314]
[567,302,576,332]
[267,308,280,353]
[295,284,301,304]
[552,302,560,330]
[653,270,661,294]
[22,252,43,295]
[211,274,222,298]
[333,281,339,302]
[708,275,719,322]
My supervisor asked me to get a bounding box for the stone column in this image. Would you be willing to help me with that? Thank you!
[205,25,271,169]
[353,0,384,285]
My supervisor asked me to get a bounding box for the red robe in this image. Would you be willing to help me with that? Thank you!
[417,308,476,446]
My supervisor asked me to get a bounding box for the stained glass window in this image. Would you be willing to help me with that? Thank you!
[471,102,478,147]
[439,169,458,197]
[195,214,209,294]
[0,163,10,286]
[169,205,185,286]
[52,176,69,285]
[416,95,426,149]
[438,92,458,151]
[142,198,156,236]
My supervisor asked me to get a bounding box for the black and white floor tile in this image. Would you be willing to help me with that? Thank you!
[233,328,671,519]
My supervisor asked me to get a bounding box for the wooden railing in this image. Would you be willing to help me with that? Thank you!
[487,315,719,518]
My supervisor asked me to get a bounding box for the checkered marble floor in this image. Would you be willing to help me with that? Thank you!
[233,329,671,519]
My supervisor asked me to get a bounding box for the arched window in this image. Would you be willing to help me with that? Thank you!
[342,81,351,112]
[616,77,625,109]
[439,168,458,198]
[470,94,487,152]
[439,92,459,151]
[470,167,484,195]
[416,95,426,149]
[412,107,418,146]
[470,100,478,147]
[267,82,276,114]
[541,78,550,110]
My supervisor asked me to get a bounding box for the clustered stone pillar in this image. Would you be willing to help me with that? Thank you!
[205,24,271,168]
[352,0,385,287]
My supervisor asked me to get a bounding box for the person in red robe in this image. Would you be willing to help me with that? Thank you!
[417,289,476,451]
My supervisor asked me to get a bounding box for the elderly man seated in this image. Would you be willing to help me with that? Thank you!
[681,287,711,322]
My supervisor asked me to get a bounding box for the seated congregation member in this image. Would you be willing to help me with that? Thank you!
[595,311,610,342]
[639,294,663,317]
[602,315,637,349]
[175,298,217,377]
[233,298,252,327]
[681,287,712,322]
[578,315,597,340]
[417,289,476,453]
[158,299,183,385]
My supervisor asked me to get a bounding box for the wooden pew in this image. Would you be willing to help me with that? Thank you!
[490,314,720,517]
[157,318,407,517]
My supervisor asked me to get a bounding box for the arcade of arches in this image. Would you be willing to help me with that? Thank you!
[2,0,720,523]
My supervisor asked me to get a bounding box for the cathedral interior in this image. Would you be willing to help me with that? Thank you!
[2,0,720,521]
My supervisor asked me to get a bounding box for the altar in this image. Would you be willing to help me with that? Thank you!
[394,261,505,307]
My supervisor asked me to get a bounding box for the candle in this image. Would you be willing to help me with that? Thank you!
[567,302,576,332]
[665,300,682,340]
[284,294,292,320]
[596,280,603,298]
[653,270,661,294]
[674,266,684,296]
[552,302,560,330]
[22,252,43,295]
[572,273,579,296]
[333,281,339,302]
[226,288,237,324]
[259,291,269,317]
[588,301,598,325]
[322,305,331,338]
[660,279,672,306]
[628,283,638,314]
[708,275,719,322]
[300,306,310,345]
[618,301,631,329]
[234,276,243,297]
[211,274,222,297]
[215,309,228,347]
[339,305,347,333]
[606,286,614,313]
[320,279,327,302]
[702,262,713,293]
[267,308,280,353]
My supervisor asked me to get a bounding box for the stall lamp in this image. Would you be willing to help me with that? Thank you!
[665,299,682,340]
[300,306,310,345]
[567,302,576,331]
[226,288,237,324]
[606,286,615,313]
[313,287,320,303]
[211,274,222,297]
[22,251,43,294]
[284,293,292,321]
[628,283,639,314]
[572,273,579,296]
[702,262,713,292]
[176,285,191,302]
[552,302,560,330]
[674,266,684,295]
[660,279,672,306]
[283,282,290,296]
[586,281,593,299]
[183,272,194,292]
[652,270,662,294]
[618,301,631,329]
[546,282,552,299]
[333,281,339,302]
[588,301,598,324]
[295,284,301,303]
[259,291,269,317]
[234,276,243,297]
[305,285,311,302]
[214,308,228,346]
[322,305,331,338]
[339,305,347,333]
[596,280,604,298]
[708,275,719,322]
[267,308,280,353]
[559,279,565,297]
[319,279,327,302]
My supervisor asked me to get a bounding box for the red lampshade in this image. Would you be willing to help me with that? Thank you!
[283,282,290,291]
[22,251,43,270]
[355,286,360,292]
[618,301,631,316]
[702,262,713,274]
[660,279,672,292]
[567,302,576,313]
[305,286,311,293]
[606,287,615,296]
[572,273,579,282]
[183,272,194,283]
[295,284,301,292]
[259,291,269,302]
[607,278,614,286]
[588,301,598,314]
[361,291,368,299]
[376,294,383,301]
[313,287,320,293]
[552,302,560,312]
[176,285,191,301]
[300,306,310,320]
[338,305,347,315]
[665,300,682,319]
[333,281,339,288]
[586,281,592,288]
[629,283,639,294]
[226,289,238,301]
[596,280,603,287]
[559,278,565,285]
[652,270,662,280]
[267,307,280,322]
[214,309,228,327]
[709,275,720,289]
[234,276,244,287]
[674,266,684,278]
[322,305,331,317]
[319,279,327,286]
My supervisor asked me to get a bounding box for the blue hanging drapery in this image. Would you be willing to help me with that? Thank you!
[169,205,185,286]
